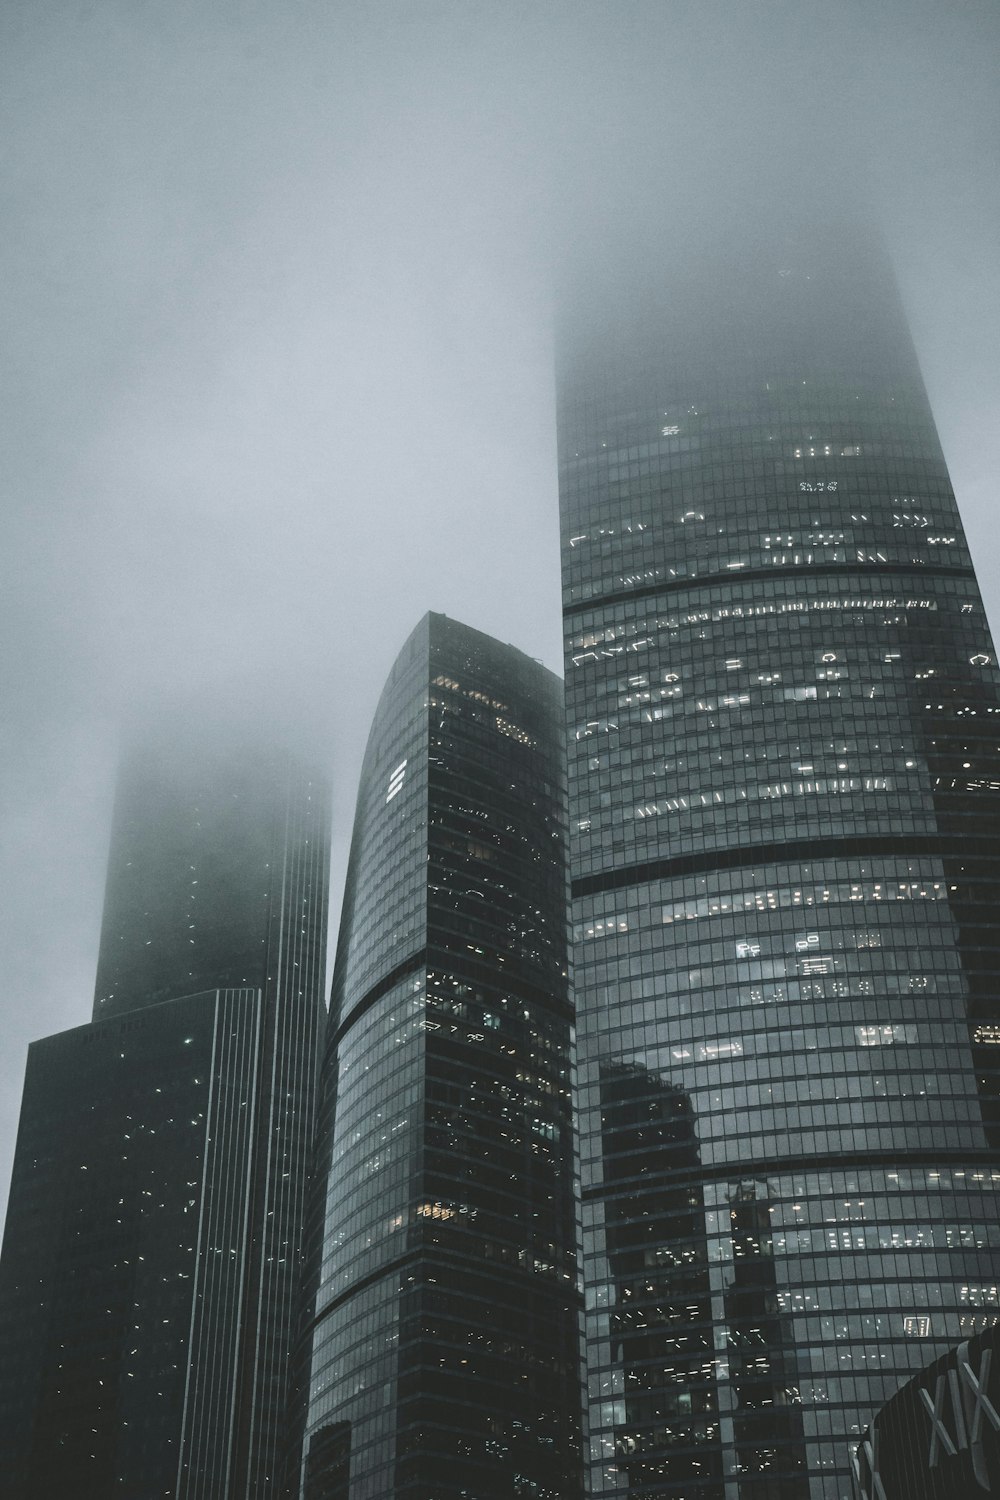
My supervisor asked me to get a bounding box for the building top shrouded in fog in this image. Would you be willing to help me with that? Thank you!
[558,220,1000,1496]
[0,720,330,1500]
[94,724,327,1022]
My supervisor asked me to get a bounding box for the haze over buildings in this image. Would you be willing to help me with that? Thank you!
[2,5,998,1219]
[0,5,995,1494]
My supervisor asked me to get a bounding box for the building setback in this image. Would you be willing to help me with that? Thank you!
[0,727,330,1499]
[292,613,582,1498]
[557,225,1000,1496]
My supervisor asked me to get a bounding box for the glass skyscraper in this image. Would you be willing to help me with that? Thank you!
[293,613,581,1498]
[0,725,330,1499]
[558,226,1000,1496]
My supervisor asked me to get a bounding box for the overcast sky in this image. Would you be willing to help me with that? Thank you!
[2,0,998,1215]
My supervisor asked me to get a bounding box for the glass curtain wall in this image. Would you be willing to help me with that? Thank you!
[294,613,582,1499]
[558,224,1000,1497]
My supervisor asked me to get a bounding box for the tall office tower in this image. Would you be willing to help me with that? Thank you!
[0,724,330,1499]
[293,613,582,1498]
[558,224,1000,1497]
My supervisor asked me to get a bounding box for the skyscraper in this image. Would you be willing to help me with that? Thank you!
[0,724,330,1499]
[558,225,1000,1496]
[293,613,582,1498]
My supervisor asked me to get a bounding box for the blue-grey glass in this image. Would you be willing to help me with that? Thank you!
[558,230,1000,1497]
[292,614,582,1499]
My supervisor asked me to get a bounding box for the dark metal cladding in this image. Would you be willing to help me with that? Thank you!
[854,1322,1000,1498]
[558,226,1000,1496]
[292,613,583,1499]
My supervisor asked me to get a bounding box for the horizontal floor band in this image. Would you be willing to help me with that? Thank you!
[331,944,574,1054]
[563,560,977,618]
[572,832,1000,900]
[329,950,428,1050]
[306,1241,582,1331]
[582,1146,1000,1200]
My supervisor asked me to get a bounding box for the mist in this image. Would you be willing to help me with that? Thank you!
[2,0,998,1214]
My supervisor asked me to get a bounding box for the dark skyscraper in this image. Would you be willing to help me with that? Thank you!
[0,724,330,1499]
[293,613,582,1498]
[558,225,1000,1496]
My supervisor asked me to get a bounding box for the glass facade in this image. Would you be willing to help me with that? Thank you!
[0,727,330,1499]
[294,613,582,1498]
[558,231,1000,1496]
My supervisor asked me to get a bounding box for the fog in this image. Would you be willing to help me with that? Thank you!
[2,1,998,1214]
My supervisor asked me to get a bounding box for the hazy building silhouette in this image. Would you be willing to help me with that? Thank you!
[558,222,1000,1495]
[0,723,330,1499]
[291,613,582,1499]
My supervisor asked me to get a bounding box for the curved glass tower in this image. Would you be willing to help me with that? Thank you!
[294,613,582,1499]
[558,228,1000,1496]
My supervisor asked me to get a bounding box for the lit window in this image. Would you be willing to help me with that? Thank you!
[856,1024,916,1047]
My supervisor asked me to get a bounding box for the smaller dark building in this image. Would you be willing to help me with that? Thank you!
[0,989,262,1498]
[853,1323,1000,1498]
[0,722,330,1499]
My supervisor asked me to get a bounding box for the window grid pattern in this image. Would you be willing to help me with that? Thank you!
[296,615,582,1499]
[558,241,1000,1497]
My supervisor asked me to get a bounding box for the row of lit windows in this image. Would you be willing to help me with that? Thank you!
[564,490,961,538]
[564,517,969,558]
[568,573,986,646]
[563,529,967,570]
[566,554,973,609]
[579,871,951,932]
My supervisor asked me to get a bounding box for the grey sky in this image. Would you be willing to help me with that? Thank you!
[2,1,998,1215]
